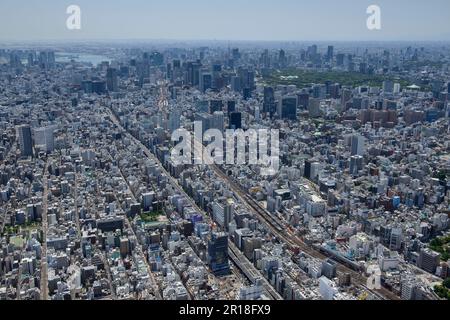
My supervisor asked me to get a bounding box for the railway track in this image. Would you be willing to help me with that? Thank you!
[212,165,400,300]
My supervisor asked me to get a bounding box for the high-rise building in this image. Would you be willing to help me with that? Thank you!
[319,276,337,300]
[17,125,33,157]
[33,126,55,153]
[351,134,365,156]
[212,201,233,231]
[307,45,318,58]
[304,159,312,179]
[336,53,345,66]
[207,232,230,276]
[243,87,252,100]
[142,192,155,212]
[278,96,297,120]
[263,87,276,115]
[232,48,240,61]
[195,112,212,134]
[229,112,242,130]
[227,100,236,114]
[47,51,55,67]
[27,52,34,67]
[261,49,270,68]
[200,72,212,92]
[297,92,310,109]
[238,67,255,90]
[92,80,106,94]
[417,248,440,274]
[279,49,287,68]
[308,98,322,118]
[168,109,181,134]
[327,46,334,61]
[106,68,118,92]
[401,279,417,300]
[120,238,130,258]
[38,51,48,69]
[210,100,223,113]
[349,155,363,175]
[212,111,225,132]
[321,259,337,279]
[231,76,241,92]
[341,89,352,107]
[383,80,394,93]
[149,51,164,66]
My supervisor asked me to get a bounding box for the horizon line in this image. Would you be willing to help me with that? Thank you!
[1,38,450,44]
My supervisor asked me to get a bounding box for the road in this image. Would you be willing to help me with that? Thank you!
[40,159,49,300]
[73,172,81,236]
[108,150,163,300]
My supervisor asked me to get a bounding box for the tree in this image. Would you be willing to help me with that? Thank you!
[443,278,450,289]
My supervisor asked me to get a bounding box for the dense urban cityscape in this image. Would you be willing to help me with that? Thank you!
[0,40,449,301]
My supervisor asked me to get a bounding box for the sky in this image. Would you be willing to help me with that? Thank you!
[0,0,449,42]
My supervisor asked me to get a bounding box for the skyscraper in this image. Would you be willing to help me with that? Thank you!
[279,49,287,68]
[199,71,212,92]
[278,96,297,120]
[336,53,345,66]
[17,125,33,157]
[327,46,334,61]
[229,112,242,130]
[207,232,230,276]
[106,68,118,92]
[212,111,225,132]
[168,109,181,134]
[195,112,212,134]
[351,134,365,156]
[263,86,276,115]
[33,126,55,153]
[210,100,224,113]
[297,92,310,109]
[92,80,106,94]
[227,100,236,114]
[231,76,241,92]
[383,80,394,94]
[232,48,240,61]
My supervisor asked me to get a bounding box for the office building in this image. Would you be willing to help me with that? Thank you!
[351,134,365,156]
[33,126,55,153]
[17,125,33,157]
[417,249,440,274]
[106,68,118,92]
[229,112,242,130]
[321,259,337,279]
[278,96,297,120]
[207,232,230,276]
[263,87,276,115]
[327,46,334,61]
[200,72,212,92]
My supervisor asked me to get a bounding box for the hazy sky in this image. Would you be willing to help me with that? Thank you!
[1,0,449,41]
